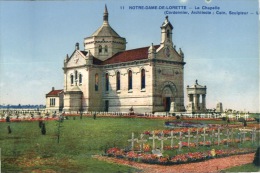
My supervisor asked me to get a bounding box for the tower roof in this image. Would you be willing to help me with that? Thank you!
[161,16,173,29]
[91,5,121,37]
[188,80,206,89]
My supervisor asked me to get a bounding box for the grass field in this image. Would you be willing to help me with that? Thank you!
[221,163,260,172]
[0,116,259,172]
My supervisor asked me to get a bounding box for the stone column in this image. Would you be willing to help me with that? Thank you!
[202,94,206,110]
[197,95,200,110]
[189,94,193,102]
[194,94,198,111]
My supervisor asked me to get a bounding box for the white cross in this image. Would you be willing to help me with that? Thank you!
[201,128,208,146]
[251,127,256,143]
[211,129,216,144]
[193,128,201,147]
[185,129,193,147]
[175,131,185,151]
[158,132,167,153]
[240,127,247,143]
[230,128,234,143]
[149,131,158,150]
[224,128,231,146]
[216,128,223,145]
[137,134,147,152]
[168,131,175,148]
[128,132,137,151]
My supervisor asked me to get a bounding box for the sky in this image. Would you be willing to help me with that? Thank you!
[0,0,259,112]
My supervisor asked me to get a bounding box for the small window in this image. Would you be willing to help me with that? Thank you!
[75,71,78,80]
[167,29,170,38]
[99,45,102,53]
[128,70,132,90]
[104,45,108,53]
[141,69,145,89]
[70,75,74,85]
[105,73,109,91]
[95,73,99,91]
[50,98,55,106]
[79,74,82,84]
[116,71,120,91]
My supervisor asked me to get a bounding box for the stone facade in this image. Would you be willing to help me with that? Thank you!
[186,80,207,113]
[216,102,223,113]
[61,6,186,114]
[45,87,64,113]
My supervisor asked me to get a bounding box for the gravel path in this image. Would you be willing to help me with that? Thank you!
[93,153,255,173]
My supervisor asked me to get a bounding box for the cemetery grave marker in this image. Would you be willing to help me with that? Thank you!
[158,131,167,152]
[224,128,231,146]
[210,129,216,144]
[167,131,175,148]
[216,127,223,146]
[137,134,147,152]
[128,132,138,151]
[201,128,208,146]
[193,128,201,148]
[251,127,256,143]
[174,131,185,151]
[240,127,247,143]
[149,131,158,150]
[185,129,194,147]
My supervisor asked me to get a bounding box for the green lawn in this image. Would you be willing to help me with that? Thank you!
[221,163,260,172]
[0,117,258,172]
[1,117,165,172]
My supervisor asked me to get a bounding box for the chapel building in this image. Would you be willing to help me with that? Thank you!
[62,5,186,113]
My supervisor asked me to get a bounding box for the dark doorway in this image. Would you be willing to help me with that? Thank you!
[164,97,171,111]
[105,100,109,112]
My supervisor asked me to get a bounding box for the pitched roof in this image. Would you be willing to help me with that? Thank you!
[46,90,63,97]
[100,45,160,65]
[91,24,121,37]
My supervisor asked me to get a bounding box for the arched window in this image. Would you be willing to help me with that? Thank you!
[98,45,102,53]
[141,69,145,89]
[75,70,78,80]
[116,71,120,91]
[128,70,132,90]
[167,29,170,38]
[95,73,99,91]
[79,74,82,84]
[104,45,108,53]
[105,73,109,91]
[70,75,74,85]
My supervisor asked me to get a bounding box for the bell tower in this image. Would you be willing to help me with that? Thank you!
[84,5,126,61]
[160,16,173,46]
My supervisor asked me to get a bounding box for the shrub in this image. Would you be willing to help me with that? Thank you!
[6,116,10,122]
[238,117,245,122]
[39,120,43,128]
[7,125,12,134]
[222,117,227,121]
[253,147,260,166]
[41,123,46,135]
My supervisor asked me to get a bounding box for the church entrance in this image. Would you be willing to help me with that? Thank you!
[161,82,177,112]
[163,97,171,111]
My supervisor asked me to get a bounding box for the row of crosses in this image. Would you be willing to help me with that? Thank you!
[128,127,257,153]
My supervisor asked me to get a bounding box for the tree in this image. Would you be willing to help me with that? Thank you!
[7,125,12,134]
[6,116,10,122]
[41,123,46,135]
[39,120,43,128]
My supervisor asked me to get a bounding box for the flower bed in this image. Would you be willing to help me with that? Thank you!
[106,148,255,165]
